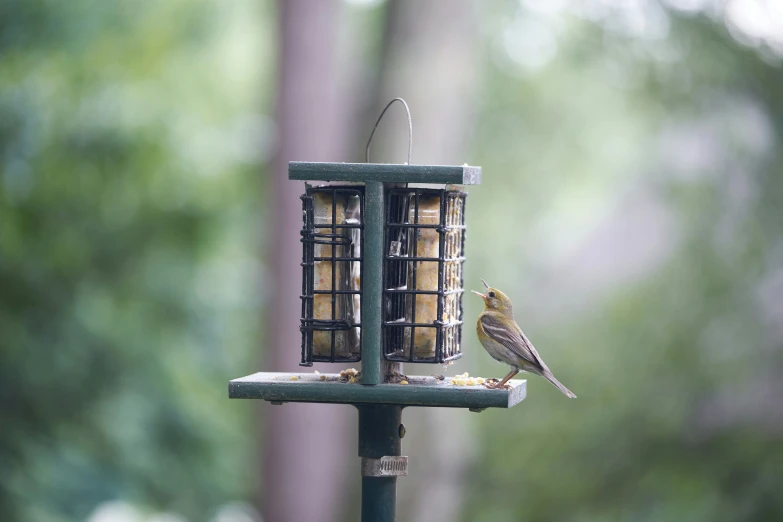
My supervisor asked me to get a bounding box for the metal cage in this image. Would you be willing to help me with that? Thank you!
[383,188,467,363]
[300,185,364,366]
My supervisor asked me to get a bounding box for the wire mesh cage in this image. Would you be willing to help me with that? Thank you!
[383,188,467,363]
[300,185,364,366]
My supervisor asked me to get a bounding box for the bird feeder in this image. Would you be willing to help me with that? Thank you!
[300,180,467,366]
[229,99,526,522]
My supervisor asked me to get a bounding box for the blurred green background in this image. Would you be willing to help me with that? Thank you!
[2,1,782,521]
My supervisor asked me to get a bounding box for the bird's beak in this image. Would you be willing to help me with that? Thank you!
[471,289,486,299]
[481,278,489,289]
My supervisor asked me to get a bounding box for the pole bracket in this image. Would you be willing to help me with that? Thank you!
[361,456,408,477]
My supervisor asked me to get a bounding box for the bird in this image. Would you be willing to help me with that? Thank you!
[472,279,576,398]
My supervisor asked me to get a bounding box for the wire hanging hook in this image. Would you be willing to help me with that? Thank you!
[365,97,412,164]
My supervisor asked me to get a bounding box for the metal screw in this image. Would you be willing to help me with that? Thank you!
[398,424,406,438]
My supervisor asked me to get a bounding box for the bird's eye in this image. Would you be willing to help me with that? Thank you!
[488,291,496,298]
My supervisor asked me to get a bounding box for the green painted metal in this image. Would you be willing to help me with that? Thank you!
[289,162,481,185]
[361,181,384,385]
[234,159,500,521]
[358,405,402,522]
[362,475,396,521]
[229,372,526,409]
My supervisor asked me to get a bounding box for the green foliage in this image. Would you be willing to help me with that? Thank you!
[0,1,268,520]
[463,7,783,522]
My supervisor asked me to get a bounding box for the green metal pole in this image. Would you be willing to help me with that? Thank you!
[361,180,384,386]
[359,181,399,520]
[358,405,402,522]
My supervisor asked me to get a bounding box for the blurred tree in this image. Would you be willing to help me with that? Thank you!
[261,1,357,522]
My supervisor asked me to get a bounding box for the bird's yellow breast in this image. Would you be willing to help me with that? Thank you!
[476,312,516,366]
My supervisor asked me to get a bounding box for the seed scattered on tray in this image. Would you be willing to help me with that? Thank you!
[339,368,361,383]
[449,372,486,386]
[399,380,409,385]
[339,368,359,381]
[289,376,298,381]
[314,370,320,374]
[386,370,409,384]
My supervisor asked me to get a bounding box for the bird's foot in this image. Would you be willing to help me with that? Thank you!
[484,378,511,390]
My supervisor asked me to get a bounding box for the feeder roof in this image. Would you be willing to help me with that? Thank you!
[289,162,481,185]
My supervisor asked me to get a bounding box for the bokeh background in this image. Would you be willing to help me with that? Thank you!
[2,0,783,521]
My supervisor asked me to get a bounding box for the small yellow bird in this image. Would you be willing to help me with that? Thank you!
[472,279,576,398]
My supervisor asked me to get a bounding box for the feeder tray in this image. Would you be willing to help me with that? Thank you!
[230,372,526,411]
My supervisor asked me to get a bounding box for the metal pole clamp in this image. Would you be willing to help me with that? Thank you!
[361,456,408,477]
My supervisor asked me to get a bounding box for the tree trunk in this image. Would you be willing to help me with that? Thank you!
[261,2,356,521]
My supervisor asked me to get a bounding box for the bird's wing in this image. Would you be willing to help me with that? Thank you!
[480,313,548,373]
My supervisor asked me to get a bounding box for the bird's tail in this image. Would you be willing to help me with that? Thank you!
[542,372,577,398]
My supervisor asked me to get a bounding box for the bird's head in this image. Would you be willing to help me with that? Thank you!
[471,279,513,315]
